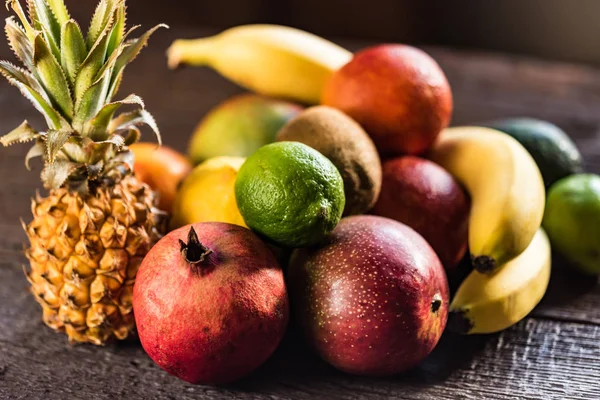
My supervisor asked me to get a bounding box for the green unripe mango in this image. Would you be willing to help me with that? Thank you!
[188,94,302,165]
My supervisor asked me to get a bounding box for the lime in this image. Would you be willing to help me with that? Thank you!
[543,174,600,275]
[235,142,345,247]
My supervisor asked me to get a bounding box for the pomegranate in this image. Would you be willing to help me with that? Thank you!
[133,223,289,385]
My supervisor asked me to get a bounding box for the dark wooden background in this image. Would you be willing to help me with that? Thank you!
[12,0,600,65]
[1,2,600,399]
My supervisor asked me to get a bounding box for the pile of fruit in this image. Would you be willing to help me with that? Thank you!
[1,0,599,386]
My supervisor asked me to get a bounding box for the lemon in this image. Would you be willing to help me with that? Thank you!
[171,156,247,229]
[235,142,345,247]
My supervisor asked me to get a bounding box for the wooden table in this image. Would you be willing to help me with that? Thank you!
[1,28,599,400]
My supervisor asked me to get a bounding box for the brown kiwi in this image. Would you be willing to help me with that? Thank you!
[276,106,382,215]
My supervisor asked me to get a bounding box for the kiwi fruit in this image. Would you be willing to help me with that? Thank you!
[277,106,382,215]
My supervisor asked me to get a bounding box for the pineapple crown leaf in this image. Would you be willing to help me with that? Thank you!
[73,41,128,131]
[106,1,125,56]
[60,138,87,163]
[0,120,40,146]
[45,0,69,26]
[5,16,34,71]
[60,19,86,85]
[25,140,44,169]
[93,134,125,150]
[0,60,67,129]
[106,148,133,171]
[1,0,166,193]
[122,126,140,146]
[6,0,35,40]
[28,0,61,59]
[74,8,115,101]
[107,23,166,100]
[109,108,161,146]
[0,60,43,94]
[87,0,121,49]
[84,93,144,138]
[33,32,74,120]
[45,127,72,163]
[41,159,83,190]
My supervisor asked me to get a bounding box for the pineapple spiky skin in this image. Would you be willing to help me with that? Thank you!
[25,175,166,345]
[0,0,168,344]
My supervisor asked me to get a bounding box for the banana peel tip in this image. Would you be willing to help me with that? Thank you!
[473,255,496,274]
[447,309,474,334]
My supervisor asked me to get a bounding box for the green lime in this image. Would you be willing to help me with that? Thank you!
[235,142,345,248]
[543,174,600,275]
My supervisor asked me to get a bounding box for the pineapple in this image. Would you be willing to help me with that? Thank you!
[0,0,168,345]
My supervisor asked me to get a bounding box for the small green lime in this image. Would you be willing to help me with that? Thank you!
[235,142,345,247]
[543,174,600,275]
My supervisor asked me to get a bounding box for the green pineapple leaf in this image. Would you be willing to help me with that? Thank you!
[107,1,125,56]
[41,159,82,189]
[61,138,87,163]
[93,134,124,149]
[45,128,72,163]
[86,0,118,49]
[33,33,73,120]
[107,23,168,100]
[74,11,115,102]
[0,120,40,146]
[25,140,45,170]
[5,17,35,73]
[0,61,67,129]
[84,93,144,138]
[45,0,70,26]
[28,0,61,61]
[60,20,86,85]
[109,108,161,145]
[73,41,126,131]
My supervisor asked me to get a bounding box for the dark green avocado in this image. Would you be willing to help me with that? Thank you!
[482,118,584,188]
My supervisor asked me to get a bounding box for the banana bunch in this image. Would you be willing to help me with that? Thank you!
[429,126,549,334]
[448,229,551,334]
[429,126,546,273]
[167,25,352,104]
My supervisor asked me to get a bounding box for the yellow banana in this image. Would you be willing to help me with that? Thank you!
[429,126,545,273]
[167,25,353,104]
[448,229,551,334]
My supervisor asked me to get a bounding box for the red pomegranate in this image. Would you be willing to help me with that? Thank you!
[133,223,289,385]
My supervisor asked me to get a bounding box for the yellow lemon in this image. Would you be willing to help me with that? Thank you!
[171,156,247,228]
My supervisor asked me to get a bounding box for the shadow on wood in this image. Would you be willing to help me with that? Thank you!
[541,253,600,313]
[229,327,491,391]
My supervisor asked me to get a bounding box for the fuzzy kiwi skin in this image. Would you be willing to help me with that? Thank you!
[276,106,382,216]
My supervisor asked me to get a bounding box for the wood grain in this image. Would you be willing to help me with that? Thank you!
[0,28,599,399]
